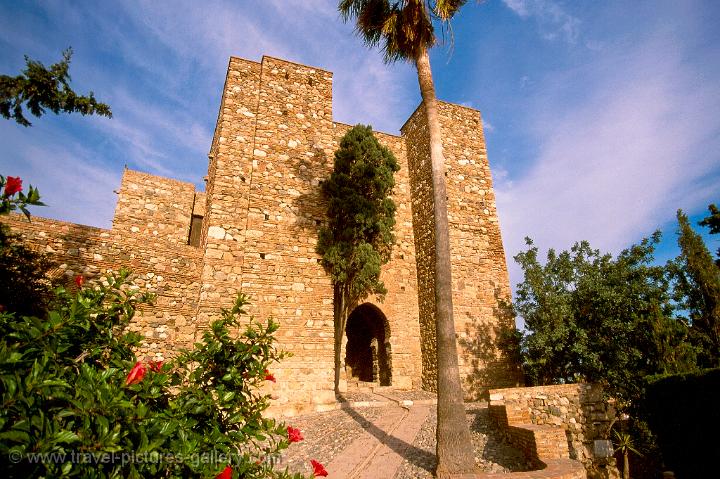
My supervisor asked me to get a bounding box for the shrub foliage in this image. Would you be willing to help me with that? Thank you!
[0,270,305,478]
[641,368,720,477]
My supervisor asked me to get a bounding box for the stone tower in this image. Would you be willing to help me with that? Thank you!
[5,55,520,416]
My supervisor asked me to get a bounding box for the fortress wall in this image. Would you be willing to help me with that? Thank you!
[437,102,521,394]
[489,383,614,473]
[193,56,261,340]
[402,102,521,397]
[6,54,520,415]
[3,214,202,359]
[402,104,439,392]
[236,56,337,414]
[112,169,197,246]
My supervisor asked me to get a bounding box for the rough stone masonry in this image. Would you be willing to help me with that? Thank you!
[6,55,522,416]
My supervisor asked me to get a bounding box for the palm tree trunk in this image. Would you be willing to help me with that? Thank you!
[623,450,630,479]
[415,46,478,477]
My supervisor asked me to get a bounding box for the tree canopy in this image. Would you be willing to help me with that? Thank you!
[513,212,720,470]
[699,203,720,265]
[318,124,398,299]
[513,234,696,408]
[671,209,720,367]
[0,48,111,127]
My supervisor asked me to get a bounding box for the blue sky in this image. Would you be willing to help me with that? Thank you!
[1,0,718,292]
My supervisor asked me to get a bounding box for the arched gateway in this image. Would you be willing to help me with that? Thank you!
[345,303,392,386]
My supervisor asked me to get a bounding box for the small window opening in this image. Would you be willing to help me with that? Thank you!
[260,253,266,259]
[264,213,270,220]
[188,215,203,247]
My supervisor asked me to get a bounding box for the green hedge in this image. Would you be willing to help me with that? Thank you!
[642,368,720,477]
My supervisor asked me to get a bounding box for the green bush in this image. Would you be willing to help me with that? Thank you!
[641,368,720,477]
[0,270,309,478]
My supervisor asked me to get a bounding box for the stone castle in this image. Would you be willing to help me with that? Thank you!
[7,55,521,416]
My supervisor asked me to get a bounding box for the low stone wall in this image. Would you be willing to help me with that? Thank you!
[472,410,586,479]
[451,458,586,479]
[488,384,619,479]
[2,214,203,359]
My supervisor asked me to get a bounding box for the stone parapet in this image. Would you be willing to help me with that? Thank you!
[489,384,618,478]
[3,214,202,359]
[451,458,587,479]
[112,168,198,246]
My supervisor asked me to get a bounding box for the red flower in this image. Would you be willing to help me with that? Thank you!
[74,275,85,288]
[287,425,303,443]
[148,360,163,372]
[311,460,328,477]
[216,465,232,479]
[3,176,22,196]
[264,369,276,382]
[125,361,146,385]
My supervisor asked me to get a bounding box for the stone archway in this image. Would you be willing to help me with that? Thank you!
[345,303,392,386]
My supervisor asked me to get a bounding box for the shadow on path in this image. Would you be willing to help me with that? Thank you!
[336,396,436,474]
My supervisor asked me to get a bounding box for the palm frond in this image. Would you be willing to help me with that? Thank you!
[432,0,468,21]
[338,0,436,62]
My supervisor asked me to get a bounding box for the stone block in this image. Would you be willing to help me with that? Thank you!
[393,375,413,390]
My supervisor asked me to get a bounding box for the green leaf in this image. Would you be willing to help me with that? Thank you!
[52,430,80,444]
[0,430,30,442]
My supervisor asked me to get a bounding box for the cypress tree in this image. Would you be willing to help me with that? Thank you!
[317,124,399,392]
[675,210,720,366]
[698,203,720,266]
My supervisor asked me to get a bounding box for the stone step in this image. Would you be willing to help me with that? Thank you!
[346,380,378,394]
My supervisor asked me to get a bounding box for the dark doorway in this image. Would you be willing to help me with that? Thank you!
[187,214,203,247]
[345,303,392,386]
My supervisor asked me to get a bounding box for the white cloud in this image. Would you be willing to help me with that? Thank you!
[483,119,495,134]
[115,0,413,133]
[0,125,120,228]
[502,0,580,43]
[503,0,532,17]
[495,30,720,288]
[26,150,120,229]
[91,86,212,181]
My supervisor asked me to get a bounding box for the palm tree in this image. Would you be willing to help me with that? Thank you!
[338,1,477,476]
[613,429,642,479]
